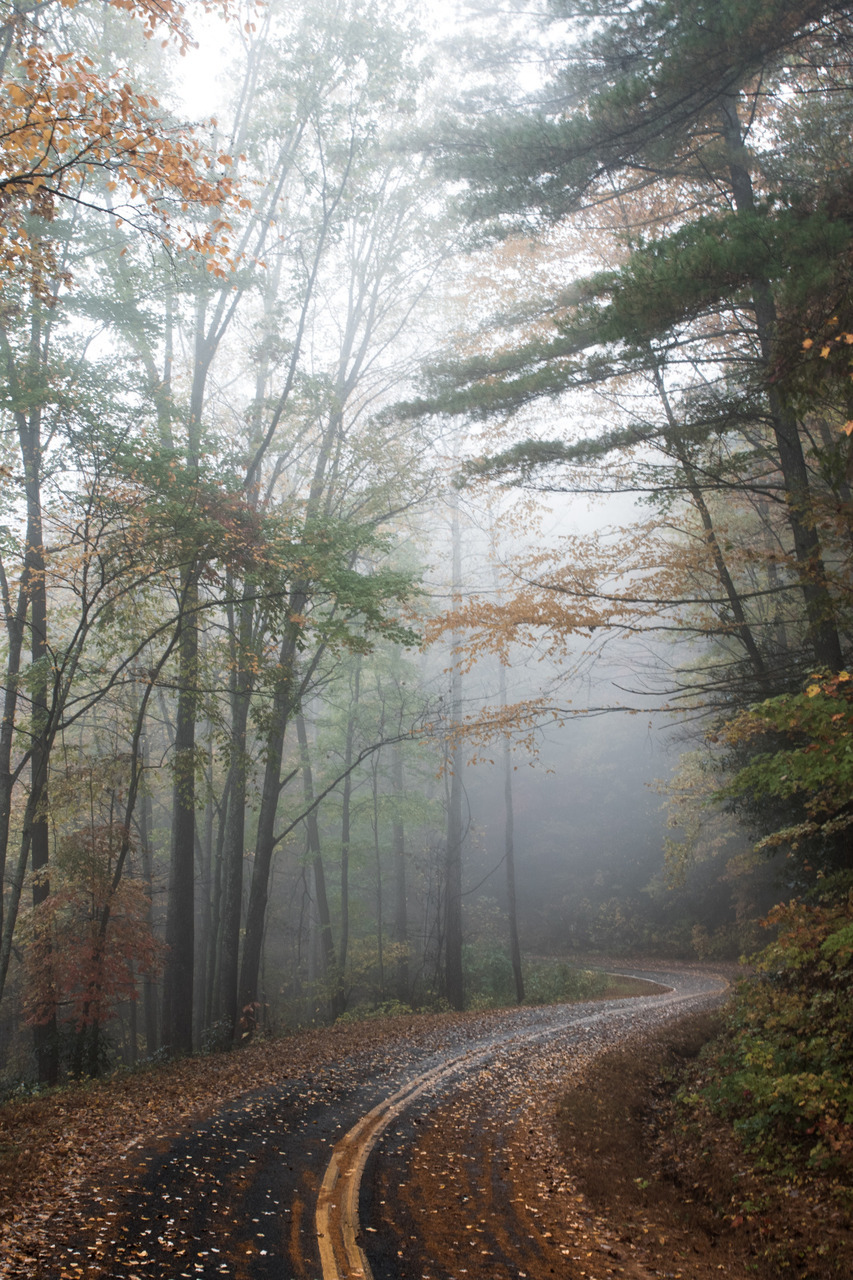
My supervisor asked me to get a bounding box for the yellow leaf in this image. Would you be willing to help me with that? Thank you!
[806,685,821,697]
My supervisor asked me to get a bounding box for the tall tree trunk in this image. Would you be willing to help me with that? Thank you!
[127,981,138,1067]
[237,398,342,1025]
[18,320,57,1082]
[161,574,199,1056]
[193,762,215,1047]
[391,742,409,1004]
[339,768,352,982]
[498,664,524,1004]
[237,611,304,1024]
[218,682,250,1030]
[205,770,228,1032]
[338,660,361,981]
[160,290,209,1057]
[371,752,385,1001]
[0,565,30,1010]
[137,747,159,1058]
[721,93,843,672]
[0,571,26,977]
[445,493,465,1011]
[295,712,343,1019]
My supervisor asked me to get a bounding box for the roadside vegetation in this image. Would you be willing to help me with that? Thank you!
[706,888,853,1185]
[558,891,853,1278]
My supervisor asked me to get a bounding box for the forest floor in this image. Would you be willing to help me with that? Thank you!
[0,987,850,1279]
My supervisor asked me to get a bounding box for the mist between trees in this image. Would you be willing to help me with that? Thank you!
[1,0,851,1087]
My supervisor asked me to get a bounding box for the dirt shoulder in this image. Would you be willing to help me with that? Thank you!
[556,1011,853,1280]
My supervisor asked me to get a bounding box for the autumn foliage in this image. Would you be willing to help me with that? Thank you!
[704,894,853,1179]
[20,824,162,1033]
[0,0,242,296]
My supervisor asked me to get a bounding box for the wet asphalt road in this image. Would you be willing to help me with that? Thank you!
[361,969,727,1280]
[46,968,726,1280]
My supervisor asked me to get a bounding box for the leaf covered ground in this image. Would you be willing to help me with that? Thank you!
[556,1011,853,1279]
[0,1015,466,1277]
[3,988,847,1280]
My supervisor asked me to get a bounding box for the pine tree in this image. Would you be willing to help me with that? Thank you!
[426,0,853,677]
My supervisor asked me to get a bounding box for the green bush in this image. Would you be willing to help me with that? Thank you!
[462,942,609,1009]
[462,941,516,1008]
[701,894,853,1176]
[335,998,416,1023]
[523,959,608,1005]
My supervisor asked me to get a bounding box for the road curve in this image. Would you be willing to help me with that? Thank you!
[30,965,726,1280]
[316,966,727,1280]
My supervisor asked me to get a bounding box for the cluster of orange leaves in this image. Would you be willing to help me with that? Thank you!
[805,668,852,699]
[0,0,251,293]
[423,518,696,679]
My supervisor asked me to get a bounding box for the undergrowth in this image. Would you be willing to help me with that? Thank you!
[700,892,853,1181]
[462,943,611,1008]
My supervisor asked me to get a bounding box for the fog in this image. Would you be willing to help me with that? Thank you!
[0,0,792,1085]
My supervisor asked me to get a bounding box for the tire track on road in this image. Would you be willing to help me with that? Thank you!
[315,973,727,1280]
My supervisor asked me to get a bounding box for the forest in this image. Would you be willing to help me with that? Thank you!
[0,0,852,1099]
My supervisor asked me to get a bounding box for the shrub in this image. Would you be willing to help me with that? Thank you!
[702,893,853,1176]
[523,959,608,1005]
[462,941,516,1008]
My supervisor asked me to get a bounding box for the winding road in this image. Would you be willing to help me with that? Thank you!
[51,966,726,1280]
